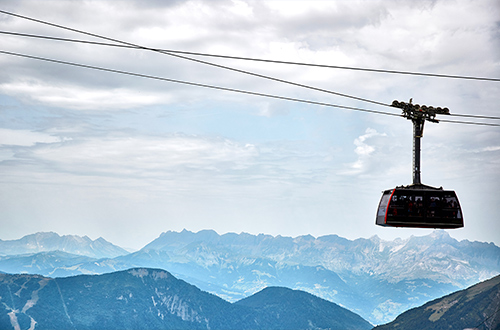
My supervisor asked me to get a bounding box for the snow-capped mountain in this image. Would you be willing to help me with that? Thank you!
[144,229,499,286]
[0,232,128,258]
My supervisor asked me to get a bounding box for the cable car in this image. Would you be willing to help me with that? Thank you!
[376,184,463,228]
[375,100,464,229]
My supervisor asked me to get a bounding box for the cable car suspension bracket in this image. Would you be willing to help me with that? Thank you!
[391,99,450,185]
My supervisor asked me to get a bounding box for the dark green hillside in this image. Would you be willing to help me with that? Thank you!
[373,274,500,330]
[235,286,372,330]
[0,269,241,330]
[0,268,372,330]
[55,268,243,329]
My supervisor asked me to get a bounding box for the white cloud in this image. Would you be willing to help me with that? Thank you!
[1,0,496,112]
[1,129,340,205]
[343,128,388,175]
[0,128,65,146]
[22,134,258,179]
[0,80,170,110]
[481,146,500,152]
[0,0,499,247]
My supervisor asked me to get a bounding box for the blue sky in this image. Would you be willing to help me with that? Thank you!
[0,0,499,250]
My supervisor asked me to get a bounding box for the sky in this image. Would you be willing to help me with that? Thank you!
[0,0,499,250]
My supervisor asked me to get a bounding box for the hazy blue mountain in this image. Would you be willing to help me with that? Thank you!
[373,274,500,330]
[0,232,128,258]
[0,251,96,277]
[1,229,499,325]
[0,268,372,330]
[145,229,499,287]
[138,229,500,324]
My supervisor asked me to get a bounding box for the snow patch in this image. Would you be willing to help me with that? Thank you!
[390,243,406,253]
[129,269,149,278]
[8,311,20,330]
[152,270,169,280]
[251,270,274,279]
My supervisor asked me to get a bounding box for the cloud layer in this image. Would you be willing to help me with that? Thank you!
[0,0,499,249]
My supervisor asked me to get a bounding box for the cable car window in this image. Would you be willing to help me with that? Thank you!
[377,191,392,217]
[443,196,462,219]
[413,195,423,216]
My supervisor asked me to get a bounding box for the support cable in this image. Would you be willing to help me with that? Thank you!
[0,10,391,108]
[2,50,499,127]
[1,29,499,121]
[1,30,499,82]
[474,304,500,330]
[0,11,499,125]
[0,50,399,117]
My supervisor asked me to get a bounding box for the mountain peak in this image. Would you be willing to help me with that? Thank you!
[295,234,315,241]
[32,232,60,239]
[0,232,128,258]
[429,230,451,239]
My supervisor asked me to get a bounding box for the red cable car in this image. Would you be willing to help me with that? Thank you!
[376,185,463,228]
[375,100,464,229]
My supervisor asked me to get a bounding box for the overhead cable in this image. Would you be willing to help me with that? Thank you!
[439,119,500,127]
[0,50,400,117]
[1,30,499,83]
[474,305,500,330]
[0,10,498,123]
[0,10,391,108]
[2,50,499,127]
[447,113,500,120]
[1,32,499,121]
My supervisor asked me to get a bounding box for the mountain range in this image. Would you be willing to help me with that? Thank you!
[0,268,373,330]
[0,232,128,258]
[0,230,499,325]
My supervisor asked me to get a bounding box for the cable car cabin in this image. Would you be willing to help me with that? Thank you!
[376,185,463,229]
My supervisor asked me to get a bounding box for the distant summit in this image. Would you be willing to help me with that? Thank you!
[0,232,128,258]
